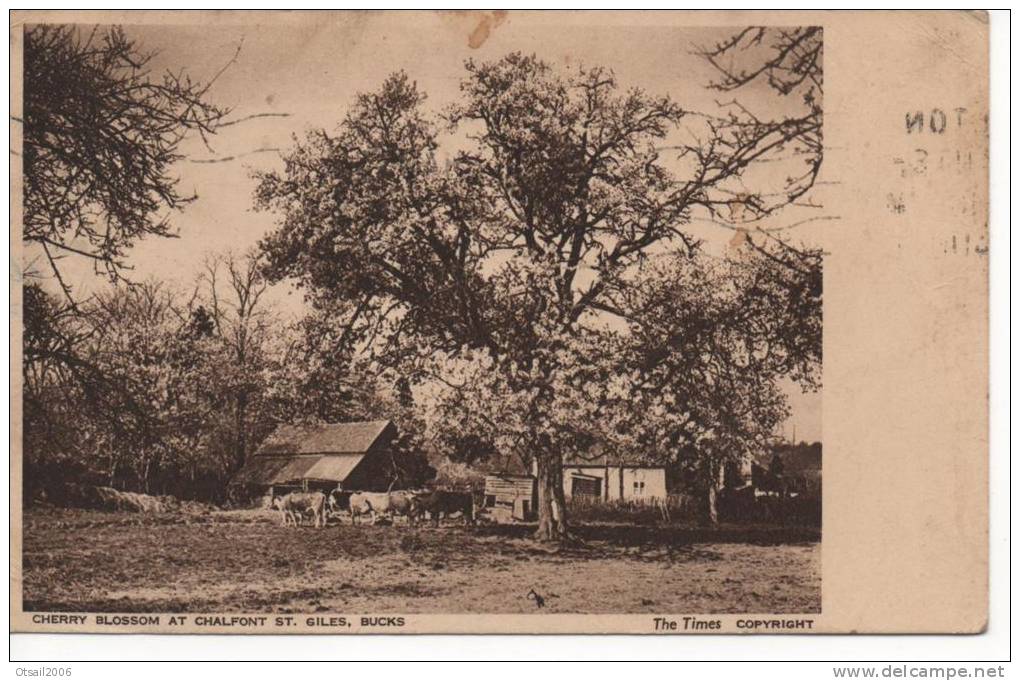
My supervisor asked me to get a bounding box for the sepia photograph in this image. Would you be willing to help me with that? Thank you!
[10,10,991,643]
[15,15,824,619]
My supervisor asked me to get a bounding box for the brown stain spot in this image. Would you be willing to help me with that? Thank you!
[728,229,751,252]
[265,94,275,106]
[466,10,508,49]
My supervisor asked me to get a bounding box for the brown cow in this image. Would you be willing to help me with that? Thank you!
[411,490,474,527]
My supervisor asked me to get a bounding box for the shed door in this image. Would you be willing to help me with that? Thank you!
[571,476,602,499]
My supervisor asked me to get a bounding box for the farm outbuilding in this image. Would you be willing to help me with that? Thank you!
[479,452,668,522]
[560,456,668,502]
[473,453,538,522]
[483,475,538,521]
[231,420,412,497]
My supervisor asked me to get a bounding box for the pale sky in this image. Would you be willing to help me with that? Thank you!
[26,15,823,442]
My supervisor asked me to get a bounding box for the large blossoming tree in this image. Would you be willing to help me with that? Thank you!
[256,31,822,541]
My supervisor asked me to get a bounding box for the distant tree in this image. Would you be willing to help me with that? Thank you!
[21,24,230,301]
[199,251,273,471]
[80,283,223,493]
[23,283,100,497]
[24,283,92,390]
[256,43,823,541]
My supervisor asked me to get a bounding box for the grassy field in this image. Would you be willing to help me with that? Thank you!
[21,508,820,614]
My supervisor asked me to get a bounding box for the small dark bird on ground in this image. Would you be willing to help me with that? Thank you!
[527,589,546,608]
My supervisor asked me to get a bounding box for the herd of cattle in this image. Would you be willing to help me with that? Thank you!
[270,488,475,528]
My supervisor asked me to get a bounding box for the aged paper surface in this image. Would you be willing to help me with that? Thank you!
[9,10,988,634]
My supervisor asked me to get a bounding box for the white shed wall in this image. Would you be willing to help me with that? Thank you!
[562,466,667,501]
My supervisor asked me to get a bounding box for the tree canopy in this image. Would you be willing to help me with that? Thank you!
[256,43,823,540]
[22,25,231,300]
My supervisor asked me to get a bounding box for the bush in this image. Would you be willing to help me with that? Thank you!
[567,490,821,528]
[717,487,821,527]
[566,495,699,525]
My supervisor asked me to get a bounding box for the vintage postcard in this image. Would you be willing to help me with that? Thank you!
[9,10,988,635]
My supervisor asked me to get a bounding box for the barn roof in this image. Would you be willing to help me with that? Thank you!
[233,421,396,487]
[254,420,393,456]
[232,455,319,486]
[231,453,366,486]
[304,454,365,481]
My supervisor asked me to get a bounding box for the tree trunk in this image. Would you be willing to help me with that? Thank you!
[534,453,568,542]
[707,482,718,525]
[235,392,248,471]
[705,456,722,525]
[142,457,152,495]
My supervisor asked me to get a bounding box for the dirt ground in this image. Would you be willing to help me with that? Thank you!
[21,508,820,614]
